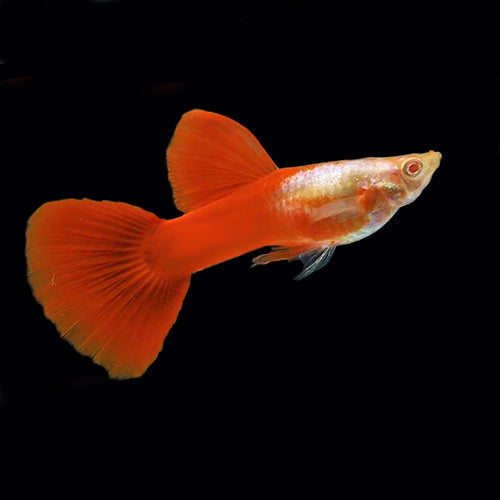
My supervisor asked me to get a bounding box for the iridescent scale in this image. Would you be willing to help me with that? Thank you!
[276,158,401,245]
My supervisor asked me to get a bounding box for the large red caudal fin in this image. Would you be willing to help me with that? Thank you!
[26,199,190,379]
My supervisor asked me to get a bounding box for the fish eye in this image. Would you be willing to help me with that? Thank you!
[403,158,423,177]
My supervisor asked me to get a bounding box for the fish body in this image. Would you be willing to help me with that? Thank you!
[26,110,440,379]
[148,151,440,277]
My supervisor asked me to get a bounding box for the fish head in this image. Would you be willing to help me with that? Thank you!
[395,151,441,205]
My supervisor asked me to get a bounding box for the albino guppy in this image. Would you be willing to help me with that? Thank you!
[26,110,441,378]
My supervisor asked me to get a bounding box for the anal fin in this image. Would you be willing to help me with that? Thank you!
[251,245,313,267]
[252,244,336,280]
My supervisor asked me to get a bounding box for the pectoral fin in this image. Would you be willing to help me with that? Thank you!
[309,193,365,223]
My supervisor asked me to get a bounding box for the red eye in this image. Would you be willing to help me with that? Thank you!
[403,159,423,177]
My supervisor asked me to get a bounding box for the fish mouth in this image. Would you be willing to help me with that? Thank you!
[425,150,442,173]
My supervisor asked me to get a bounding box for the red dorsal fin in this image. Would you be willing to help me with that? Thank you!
[167,110,278,213]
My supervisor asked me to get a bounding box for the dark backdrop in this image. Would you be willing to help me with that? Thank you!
[0,0,497,479]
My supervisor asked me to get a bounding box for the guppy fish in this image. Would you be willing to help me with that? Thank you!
[26,110,441,379]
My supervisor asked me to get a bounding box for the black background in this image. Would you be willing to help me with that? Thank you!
[0,0,497,483]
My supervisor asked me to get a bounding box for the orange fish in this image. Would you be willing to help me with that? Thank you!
[26,110,441,379]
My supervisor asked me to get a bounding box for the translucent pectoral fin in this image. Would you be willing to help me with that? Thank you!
[309,194,365,223]
[252,244,336,280]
